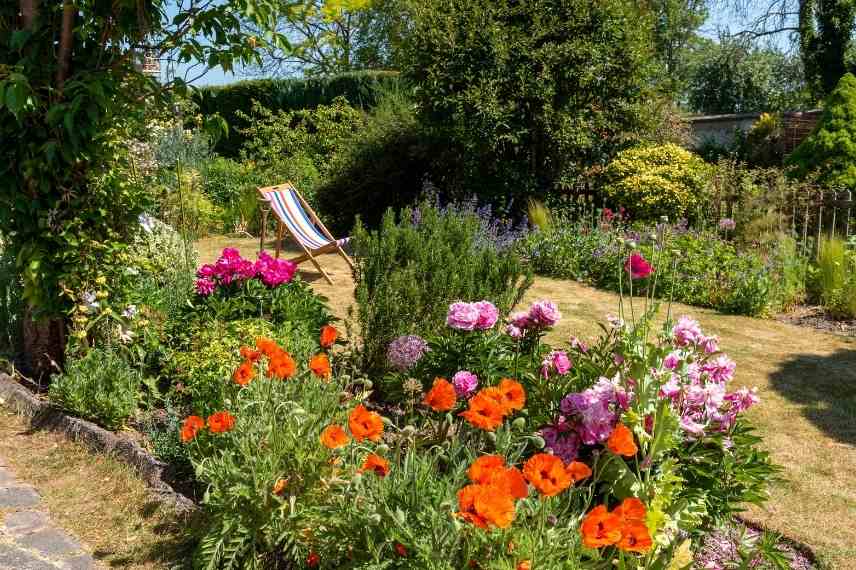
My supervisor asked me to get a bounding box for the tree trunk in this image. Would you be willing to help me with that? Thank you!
[21,306,66,386]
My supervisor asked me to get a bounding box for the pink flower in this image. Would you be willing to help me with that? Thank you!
[506,324,523,339]
[452,371,478,397]
[570,337,589,353]
[528,300,561,328]
[509,311,531,328]
[659,375,682,400]
[672,316,703,347]
[473,301,499,330]
[663,351,681,370]
[446,302,480,331]
[624,252,653,279]
[195,277,216,296]
[541,350,572,378]
[725,387,760,412]
[680,414,706,437]
[702,355,736,384]
[699,335,719,354]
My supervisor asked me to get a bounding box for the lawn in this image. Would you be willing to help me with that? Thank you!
[198,235,856,568]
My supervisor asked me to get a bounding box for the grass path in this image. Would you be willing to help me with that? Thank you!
[199,236,856,567]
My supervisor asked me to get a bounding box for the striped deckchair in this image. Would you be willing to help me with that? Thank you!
[258,182,354,285]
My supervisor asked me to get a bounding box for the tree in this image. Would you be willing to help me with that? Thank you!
[246,0,408,76]
[401,0,655,203]
[800,0,856,97]
[685,37,813,113]
[0,0,290,375]
[787,72,856,189]
[643,0,709,95]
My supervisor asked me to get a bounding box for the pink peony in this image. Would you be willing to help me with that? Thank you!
[195,277,216,296]
[663,351,681,370]
[452,370,478,397]
[446,302,481,331]
[509,311,531,329]
[699,335,719,354]
[624,252,653,279]
[541,350,572,378]
[528,300,561,328]
[473,301,499,330]
[506,324,523,339]
[672,316,703,347]
[702,355,736,384]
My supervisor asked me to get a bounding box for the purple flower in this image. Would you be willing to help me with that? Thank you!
[663,351,681,370]
[718,218,736,231]
[446,302,481,331]
[570,337,589,353]
[624,252,653,279]
[680,414,706,438]
[528,300,561,328]
[386,335,429,371]
[541,350,572,379]
[473,300,499,330]
[195,277,216,296]
[560,387,618,445]
[541,421,580,463]
[672,316,703,347]
[659,375,682,400]
[452,371,478,397]
[505,324,523,339]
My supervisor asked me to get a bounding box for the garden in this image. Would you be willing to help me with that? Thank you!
[1,0,856,569]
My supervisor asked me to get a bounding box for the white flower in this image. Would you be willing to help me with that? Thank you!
[122,304,138,319]
[138,214,155,233]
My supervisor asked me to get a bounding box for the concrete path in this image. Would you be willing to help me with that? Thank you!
[0,461,98,570]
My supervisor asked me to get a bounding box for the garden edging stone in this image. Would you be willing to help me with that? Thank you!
[0,373,196,515]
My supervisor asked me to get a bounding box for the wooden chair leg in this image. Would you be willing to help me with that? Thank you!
[305,248,334,285]
[259,207,268,254]
[275,223,283,259]
[336,245,355,270]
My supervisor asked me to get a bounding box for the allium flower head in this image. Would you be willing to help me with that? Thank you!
[386,335,429,371]
[718,218,736,231]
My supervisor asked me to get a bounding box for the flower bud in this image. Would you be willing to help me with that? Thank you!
[511,417,526,431]
[376,444,390,454]
[401,425,417,437]
[381,416,393,427]
[530,435,546,449]
[486,431,497,444]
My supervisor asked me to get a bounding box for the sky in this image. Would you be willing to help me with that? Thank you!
[169,3,792,87]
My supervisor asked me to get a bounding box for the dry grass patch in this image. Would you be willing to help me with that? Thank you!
[0,410,195,569]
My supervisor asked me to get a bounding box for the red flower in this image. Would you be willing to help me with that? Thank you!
[624,252,653,280]
[320,325,338,348]
[180,416,205,442]
[207,411,235,434]
[394,543,407,557]
[360,453,390,477]
[306,551,320,567]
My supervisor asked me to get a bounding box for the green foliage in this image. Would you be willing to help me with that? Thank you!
[813,237,856,318]
[48,348,141,430]
[601,144,713,220]
[157,170,223,239]
[352,200,532,373]
[316,86,433,235]
[685,38,813,114]
[0,237,23,358]
[800,0,856,98]
[401,0,654,200]
[787,73,856,190]
[192,71,402,156]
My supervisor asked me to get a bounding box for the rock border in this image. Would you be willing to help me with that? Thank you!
[0,373,196,515]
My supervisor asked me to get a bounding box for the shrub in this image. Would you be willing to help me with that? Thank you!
[814,237,856,318]
[352,199,532,373]
[0,235,22,358]
[788,72,856,190]
[48,348,141,430]
[601,143,713,221]
[157,170,222,239]
[191,70,402,156]
[201,156,256,208]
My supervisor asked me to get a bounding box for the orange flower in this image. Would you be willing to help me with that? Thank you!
[613,497,646,523]
[320,424,351,449]
[493,467,529,500]
[479,387,511,415]
[497,378,526,412]
[607,423,638,457]
[309,353,332,379]
[394,543,407,557]
[516,562,531,570]
[180,415,205,442]
[255,336,280,358]
[523,453,573,497]
[360,453,390,477]
[306,551,320,567]
[581,505,623,548]
[566,461,593,484]
[459,391,506,431]
[267,352,296,379]
[272,478,288,496]
[348,404,384,442]
[456,484,515,529]
[468,455,506,484]
[232,360,254,386]
[207,411,236,434]
[422,377,457,411]
[320,325,338,348]
[617,521,653,553]
[239,346,261,362]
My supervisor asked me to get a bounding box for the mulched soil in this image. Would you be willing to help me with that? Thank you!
[776,305,856,337]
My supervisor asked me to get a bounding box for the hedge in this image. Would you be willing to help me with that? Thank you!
[192,70,402,156]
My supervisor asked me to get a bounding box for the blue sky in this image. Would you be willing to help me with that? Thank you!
[173,4,790,87]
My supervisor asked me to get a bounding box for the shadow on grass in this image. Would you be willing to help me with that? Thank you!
[769,347,856,445]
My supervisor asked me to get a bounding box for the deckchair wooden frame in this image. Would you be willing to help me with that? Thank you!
[258,182,354,285]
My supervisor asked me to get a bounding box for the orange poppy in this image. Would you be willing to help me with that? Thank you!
[617,521,652,553]
[272,478,288,496]
[232,360,254,386]
[239,346,261,362]
[479,387,511,415]
[348,404,384,442]
[267,352,297,379]
[180,415,205,442]
[255,336,280,358]
[309,353,332,379]
[319,325,338,348]
[360,453,390,477]
[523,453,572,497]
[467,455,506,484]
[566,461,593,484]
[516,562,531,570]
[613,497,646,522]
[497,378,526,412]
[207,411,236,434]
[580,505,623,548]
[459,391,506,431]
[394,543,407,557]
[493,467,529,500]
[456,484,515,529]
[607,423,638,457]
[422,377,457,412]
[320,424,351,449]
